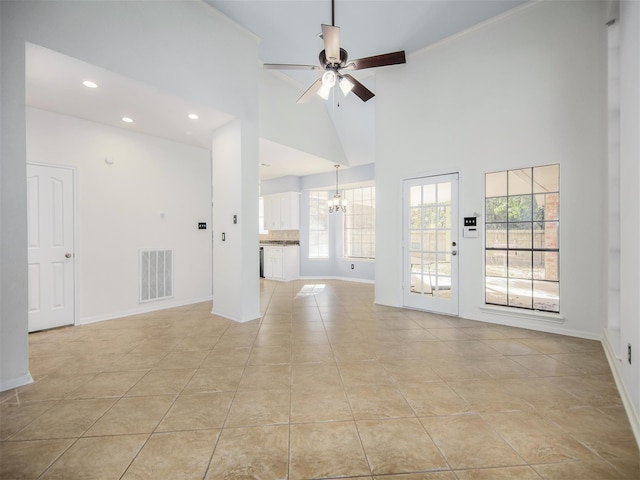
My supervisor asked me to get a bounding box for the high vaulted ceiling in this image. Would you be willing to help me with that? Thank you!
[25,0,529,180]
[206,0,528,88]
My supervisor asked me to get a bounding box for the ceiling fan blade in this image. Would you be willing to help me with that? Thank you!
[297,79,323,104]
[349,50,406,70]
[321,24,341,64]
[263,63,321,71]
[341,74,375,102]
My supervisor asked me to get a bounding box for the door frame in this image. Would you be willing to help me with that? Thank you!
[27,162,78,329]
[402,169,462,316]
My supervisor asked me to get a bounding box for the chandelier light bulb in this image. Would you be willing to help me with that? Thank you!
[328,164,347,213]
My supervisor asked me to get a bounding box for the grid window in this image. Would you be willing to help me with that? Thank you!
[259,197,268,234]
[485,165,559,312]
[343,186,375,259]
[309,191,329,258]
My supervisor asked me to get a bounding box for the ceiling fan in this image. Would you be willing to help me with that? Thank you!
[263,0,406,104]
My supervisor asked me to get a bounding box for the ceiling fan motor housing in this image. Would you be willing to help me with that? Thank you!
[319,48,348,69]
[262,1,406,104]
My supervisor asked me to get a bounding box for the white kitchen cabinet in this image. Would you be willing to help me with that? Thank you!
[263,195,280,231]
[263,246,282,279]
[279,192,299,229]
[262,192,300,230]
[263,245,299,281]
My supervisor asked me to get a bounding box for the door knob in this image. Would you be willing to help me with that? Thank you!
[65,253,72,259]
[452,251,457,256]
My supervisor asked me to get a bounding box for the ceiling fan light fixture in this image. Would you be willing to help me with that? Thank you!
[321,70,337,88]
[317,83,331,100]
[339,76,354,96]
[263,0,406,104]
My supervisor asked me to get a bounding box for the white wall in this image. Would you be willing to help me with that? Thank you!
[27,107,213,322]
[260,175,302,196]
[375,1,608,338]
[1,0,259,391]
[618,0,640,431]
[260,70,347,165]
[212,121,261,322]
[325,77,376,167]
[0,3,31,390]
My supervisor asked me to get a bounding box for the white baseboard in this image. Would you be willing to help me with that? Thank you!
[211,308,261,323]
[299,275,375,284]
[470,313,603,341]
[0,372,34,393]
[602,332,640,447]
[374,299,602,341]
[78,296,213,325]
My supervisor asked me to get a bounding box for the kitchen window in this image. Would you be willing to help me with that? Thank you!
[343,186,375,259]
[309,191,329,258]
[485,165,560,312]
[259,197,268,234]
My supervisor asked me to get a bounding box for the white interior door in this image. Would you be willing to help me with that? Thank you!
[403,173,459,315]
[27,164,75,332]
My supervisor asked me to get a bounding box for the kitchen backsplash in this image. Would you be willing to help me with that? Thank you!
[259,230,300,243]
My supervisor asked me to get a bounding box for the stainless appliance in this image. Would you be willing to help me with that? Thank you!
[259,246,264,278]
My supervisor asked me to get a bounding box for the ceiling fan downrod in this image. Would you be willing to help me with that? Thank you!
[331,0,335,27]
[262,0,406,104]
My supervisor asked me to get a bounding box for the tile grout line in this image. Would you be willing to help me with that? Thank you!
[317,291,375,479]
[4,281,637,479]
[202,280,277,480]
[119,311,233,480]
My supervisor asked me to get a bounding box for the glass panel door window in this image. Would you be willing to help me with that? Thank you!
[403,173,459,315]
[485,165,560,312]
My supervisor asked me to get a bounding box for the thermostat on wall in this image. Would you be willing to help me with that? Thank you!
[463,217,478,238]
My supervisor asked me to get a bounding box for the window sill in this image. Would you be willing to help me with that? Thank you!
[341,257,375,263]
[480,305,564,324]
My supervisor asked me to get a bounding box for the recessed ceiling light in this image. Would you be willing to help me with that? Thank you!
[122,117,133,123]
[188,113,199,120]
[82,80,98,89]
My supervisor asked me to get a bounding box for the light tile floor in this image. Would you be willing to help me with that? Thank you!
[1,279,638,479]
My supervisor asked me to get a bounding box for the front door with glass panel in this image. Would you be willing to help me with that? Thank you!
[403,174,459,315]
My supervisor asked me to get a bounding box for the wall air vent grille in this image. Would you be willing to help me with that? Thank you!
[139,248,173,303]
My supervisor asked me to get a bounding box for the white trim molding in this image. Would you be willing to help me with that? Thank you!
[211,307,261,323]
[79,296,213,325]
[0,373,34,393]
[602,332,640,447]
[479,305,565,324]
[299,276,375,285]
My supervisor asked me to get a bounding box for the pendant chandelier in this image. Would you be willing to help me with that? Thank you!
[328,164,347,213]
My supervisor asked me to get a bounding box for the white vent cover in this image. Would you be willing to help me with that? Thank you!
[139,248,173,303]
